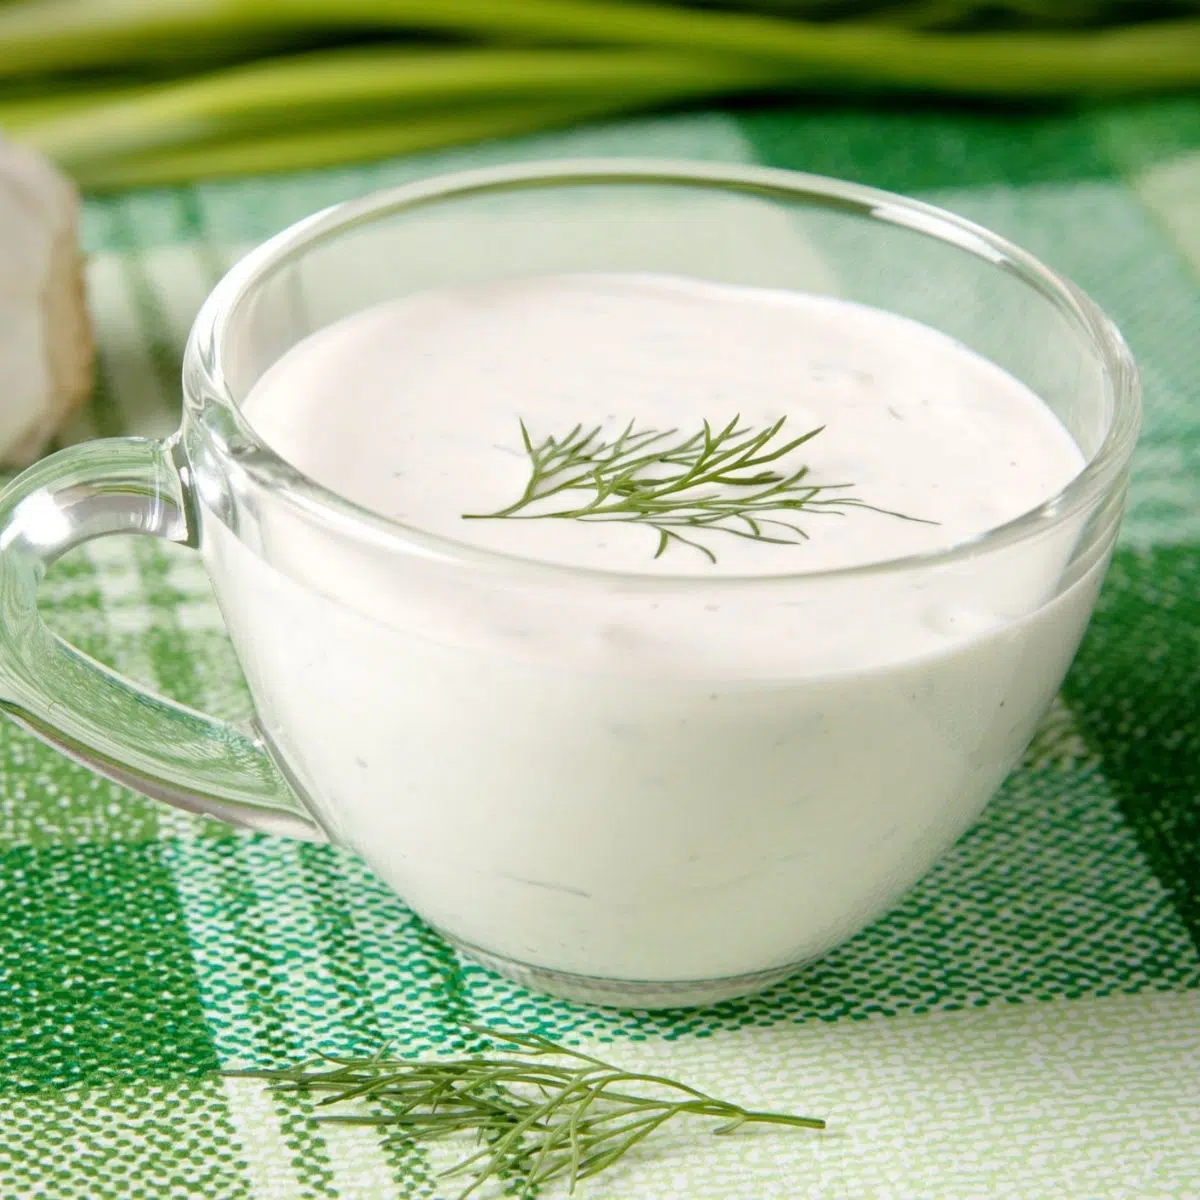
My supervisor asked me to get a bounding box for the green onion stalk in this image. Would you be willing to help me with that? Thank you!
[0,0,1197,189]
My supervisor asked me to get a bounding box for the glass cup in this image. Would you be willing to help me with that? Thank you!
[0,161,1140,1007]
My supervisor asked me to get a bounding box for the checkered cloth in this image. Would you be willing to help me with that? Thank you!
[2,100,1198,1199]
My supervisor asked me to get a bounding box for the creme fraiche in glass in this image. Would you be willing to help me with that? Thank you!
[0,162,1139,1007]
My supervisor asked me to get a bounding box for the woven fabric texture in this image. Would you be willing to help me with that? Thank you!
[2,99,1199,1198]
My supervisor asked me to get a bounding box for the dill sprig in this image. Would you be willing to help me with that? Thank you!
[464,415,926,564]
[230,1025,824,1198]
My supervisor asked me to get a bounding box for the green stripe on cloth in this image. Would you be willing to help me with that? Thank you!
[1066,545,1200,948]
[1093,96,1200,179]
[738,104,1120,191]
[1,99,1197,1196]
[0,839,217,1091]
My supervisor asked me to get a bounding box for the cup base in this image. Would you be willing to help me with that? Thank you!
[444,935,800,1009]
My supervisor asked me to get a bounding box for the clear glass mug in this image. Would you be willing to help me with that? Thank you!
[0,161,1139,1008]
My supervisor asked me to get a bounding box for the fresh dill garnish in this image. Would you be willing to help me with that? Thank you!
[229,1025,824,1198]
[464,415,927,564]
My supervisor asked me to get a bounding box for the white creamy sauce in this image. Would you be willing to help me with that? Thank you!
[241,273,1082,576]
[210,273,1102,995]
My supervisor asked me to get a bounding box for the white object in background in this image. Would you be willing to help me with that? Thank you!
[0,134,92,466]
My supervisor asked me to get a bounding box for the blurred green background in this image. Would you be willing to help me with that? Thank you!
[1,0,1198,191]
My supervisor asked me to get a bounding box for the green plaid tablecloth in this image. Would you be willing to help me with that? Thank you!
[3,99,1199,1198]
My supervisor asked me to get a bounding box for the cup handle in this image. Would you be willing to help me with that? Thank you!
[0,436,325,841]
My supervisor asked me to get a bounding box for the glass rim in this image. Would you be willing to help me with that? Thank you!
[184,157,1142,589]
